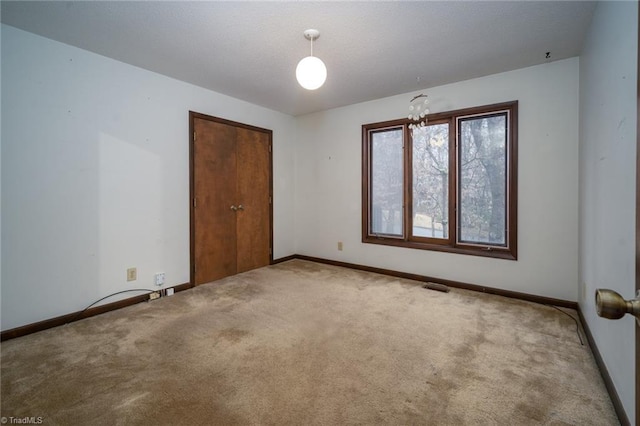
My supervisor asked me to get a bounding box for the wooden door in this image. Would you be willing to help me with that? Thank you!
[236,127,271,273]
[193,118,238,284]
[190,112,273,285]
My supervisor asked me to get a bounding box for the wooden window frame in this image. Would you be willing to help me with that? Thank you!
[362,101,518,260]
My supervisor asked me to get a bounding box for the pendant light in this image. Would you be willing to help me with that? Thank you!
[296,29,327,90]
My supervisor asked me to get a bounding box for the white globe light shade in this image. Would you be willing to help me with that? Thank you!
[296,56,327,90]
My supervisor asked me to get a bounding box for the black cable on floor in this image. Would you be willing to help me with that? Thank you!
[548,305,584,346]
[68,289,156,324]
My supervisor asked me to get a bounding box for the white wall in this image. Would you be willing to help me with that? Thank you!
[578,2,637,424]
[1,25,297,331]
[295,58,580,301]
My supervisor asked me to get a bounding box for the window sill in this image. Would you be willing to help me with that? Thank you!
[362,236,517,260]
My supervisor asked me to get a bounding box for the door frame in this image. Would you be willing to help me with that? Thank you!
[189,111,274,286]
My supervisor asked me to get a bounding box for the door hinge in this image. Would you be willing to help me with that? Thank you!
[193,131,196,141]
[269,196,272,204]
[269,144,272,153]
[193,198,197,208]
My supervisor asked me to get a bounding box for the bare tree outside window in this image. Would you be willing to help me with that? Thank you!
[458,114,508,246]
[370,128,404,237]
[412,123,449,239]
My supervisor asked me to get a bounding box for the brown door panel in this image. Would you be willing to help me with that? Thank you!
[236,128,271,273]
[194,118,238,284]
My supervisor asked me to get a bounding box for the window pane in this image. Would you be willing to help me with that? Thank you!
[412,124,449,239]
[458,113,508,246]
[370,129,404,236]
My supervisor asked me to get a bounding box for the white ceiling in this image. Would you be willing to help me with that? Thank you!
[1,1,596,116]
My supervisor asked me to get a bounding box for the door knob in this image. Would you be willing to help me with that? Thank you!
[230,205,237,211]
[237,205,244,211]
[595,289,640,324]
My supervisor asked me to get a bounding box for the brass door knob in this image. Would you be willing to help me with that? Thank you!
[595,289,640,324]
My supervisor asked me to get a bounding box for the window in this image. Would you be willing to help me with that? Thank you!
[362,101,518,260]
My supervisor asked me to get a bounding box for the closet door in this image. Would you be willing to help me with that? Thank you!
[190,112,273,286]
[193,118,238,284]
[236,128,271,273]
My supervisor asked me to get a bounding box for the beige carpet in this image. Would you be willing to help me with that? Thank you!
[1,260,618,425]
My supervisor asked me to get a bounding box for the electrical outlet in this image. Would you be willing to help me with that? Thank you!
[155,272,165,286]
[149,291,160,301]
[337,242,343,251]
[127,267,137,282]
